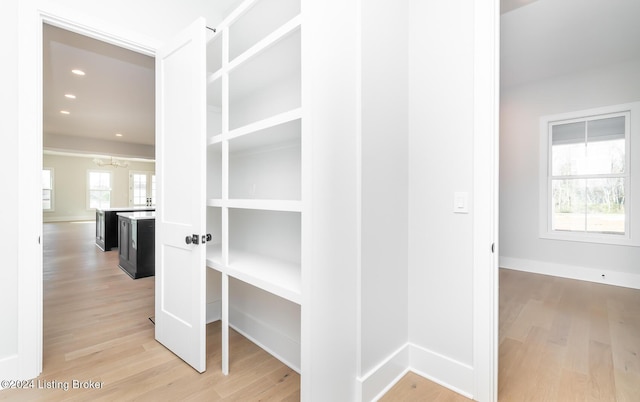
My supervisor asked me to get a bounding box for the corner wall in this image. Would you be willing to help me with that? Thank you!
[407,0,476,396]
[357,0,409,399]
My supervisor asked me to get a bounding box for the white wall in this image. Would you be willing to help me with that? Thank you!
[407,0,476,394]
[0,0,20,380]
[303,0,359,399]
[358,0,409,399]
[306,0,491,399]
[43,153,155,222]
[500,58,640,286]
[312,1,490,398]
[2,0,225,383]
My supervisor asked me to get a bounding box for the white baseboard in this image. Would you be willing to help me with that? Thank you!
[0,354,18,389]
[358,344,410,402]
[356,343,474,401]
[409,343,474,400]
[43,215,94,223]
[229,306,300,373]
[206,300,221,324]
[500,256,640,290]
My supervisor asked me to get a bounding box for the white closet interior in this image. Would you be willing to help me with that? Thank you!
[204,0,303,374]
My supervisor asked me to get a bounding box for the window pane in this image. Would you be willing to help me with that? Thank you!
[99,172,110,189]
[587,116,625,142]
[552,179,586,232]
[42,169,53,210]
[42,170,52,189]
[584,138,625,175]
[90,173,99,188]
[151,175,156,205]
[552,178,625,234]
[133,174,147,205]
[586,178,625,234]
[89,192,99,209]
[551,121,585,145]
[90,190,111,209]
[88,172,111,209]
[42,189,51,210]
[552,138,625,176]
[90,172,110,190]
[552,142,585,176]
[551,116,626,177]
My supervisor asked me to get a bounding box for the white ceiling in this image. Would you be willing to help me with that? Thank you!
[43,24,155,147]
[42,0,244,157]
[501,0,640,88]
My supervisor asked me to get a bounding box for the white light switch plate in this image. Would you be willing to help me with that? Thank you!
[454,192,469,214]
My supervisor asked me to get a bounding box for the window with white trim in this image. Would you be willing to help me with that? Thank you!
[88,170,112,209]
[129,171,156,206]
[540,102,640,246]
[42,168,54,211]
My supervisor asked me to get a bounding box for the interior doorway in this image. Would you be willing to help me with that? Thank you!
[40,19,157,373]
[498,1,640,399]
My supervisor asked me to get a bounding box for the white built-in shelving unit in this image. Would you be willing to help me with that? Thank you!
[204,0,302,374]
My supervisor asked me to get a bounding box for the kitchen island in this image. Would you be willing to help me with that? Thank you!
[95,206,155,251]
[117,211,155,279]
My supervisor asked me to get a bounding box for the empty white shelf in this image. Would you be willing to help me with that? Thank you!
[227,250,301,304]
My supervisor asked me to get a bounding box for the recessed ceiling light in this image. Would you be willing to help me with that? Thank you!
[115,133,123,137]
[60,110,70,115]
[65,94,76,99]
[71,69,85,76]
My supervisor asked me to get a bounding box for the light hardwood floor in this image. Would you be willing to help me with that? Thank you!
[379,372,471,402]
[0,222,300,401]
[4,222,637,401]
[1,222,459,401]
[499,268,640,401]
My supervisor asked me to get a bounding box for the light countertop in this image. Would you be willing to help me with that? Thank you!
[116,211,156,220]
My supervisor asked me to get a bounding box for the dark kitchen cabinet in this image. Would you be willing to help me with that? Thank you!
[95,207,155,251]
[117,212,156,279]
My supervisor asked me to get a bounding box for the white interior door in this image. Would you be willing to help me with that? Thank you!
[155,17,207,373]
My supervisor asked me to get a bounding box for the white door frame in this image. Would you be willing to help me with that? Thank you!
[472,1,500,401]
[17,1,159,379]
